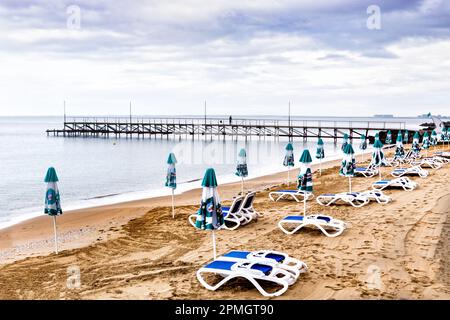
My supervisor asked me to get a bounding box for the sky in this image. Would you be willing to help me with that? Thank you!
[0,0,449,117]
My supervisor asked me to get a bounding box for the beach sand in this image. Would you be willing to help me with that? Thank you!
[1,146,450,299]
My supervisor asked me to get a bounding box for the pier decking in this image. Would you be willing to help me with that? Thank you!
[46,117,407,142]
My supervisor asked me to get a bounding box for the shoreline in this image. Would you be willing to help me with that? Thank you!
[0,155,347,264]
[0,148,363,232]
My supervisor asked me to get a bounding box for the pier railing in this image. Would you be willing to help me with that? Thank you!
[47,116,407,141]
[63,116,406,130]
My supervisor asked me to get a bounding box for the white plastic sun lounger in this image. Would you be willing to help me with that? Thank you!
[197,259,296,297]
[218,250,307,279]
[354,166,379,177]
[278,214,346,238]
[356,190,392,204]
[188,196,245,231]
[411,158,444,169]
[391,166,428,178]
[432,156,450,164]
[316,192,369,207]
[434,151,450,158]
[240,192,262,219]
[269,189,314,202]
[372,177,417,191]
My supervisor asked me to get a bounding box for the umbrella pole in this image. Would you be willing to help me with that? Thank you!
[349,177,352,193]
[303,195,306,216]
[212,231,217,260]
[241,177,244,195]
[52,216,58,254]
[287,167,290,186]
[319,159,322,175]
[171,189,175,218]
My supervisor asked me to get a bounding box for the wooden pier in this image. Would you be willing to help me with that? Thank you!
[46,117,407,142]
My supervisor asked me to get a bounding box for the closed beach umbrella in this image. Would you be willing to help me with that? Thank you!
[403,131,409,144]
[371,140,386,178]
[235,148,248,194]
[422,132,430,157]
[441,127,447,142]
[298,149,313,215]
[446,127,450,147]
[385,130,392,144]
[339,144,355,192]
[194,168,224,259]
[341,134,349,151]
[315,138,325,175]
[431,130,438,146]
[359,135,367,162]
[375,132,380,140]
[44,167,63,254]
[395,132,405,158]
[412,132,421,155]
[283,142,295,185]
[165,153,177,218]
[447,128,450,149]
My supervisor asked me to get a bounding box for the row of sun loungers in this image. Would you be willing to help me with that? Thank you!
[194,151,447,297]
[189,192,260,231]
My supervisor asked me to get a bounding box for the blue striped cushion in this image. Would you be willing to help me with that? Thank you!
[283,216,304,221]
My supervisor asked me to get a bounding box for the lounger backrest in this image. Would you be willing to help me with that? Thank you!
[242,192,255,209]
[230,197,244,214]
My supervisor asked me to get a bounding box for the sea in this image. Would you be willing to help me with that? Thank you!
[0,116,426,230]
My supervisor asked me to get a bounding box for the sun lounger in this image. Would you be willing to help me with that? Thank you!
[316,192,369,207]
[392,149,421,166]
[219,250,307,279]
[432,156,450,164]
[189,196,245,230]
[354,166,379,177]
[269,189,314,202]
[240,192,262,219]
[434,151,450,158]
[391,165,428,178]
[354,190,392,204]
[410,158,443,169]
[197,259,297,297]
[278,214,346,238]
[372,177,417,191]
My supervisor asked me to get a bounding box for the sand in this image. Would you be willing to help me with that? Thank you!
[0,146,449,300]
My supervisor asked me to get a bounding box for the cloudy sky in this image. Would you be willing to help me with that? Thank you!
[0,0,449,117]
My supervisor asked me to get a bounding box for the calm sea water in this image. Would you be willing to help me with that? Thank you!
[0,116,425,229]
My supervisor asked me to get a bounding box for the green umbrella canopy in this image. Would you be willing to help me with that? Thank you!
[167,153,177,164]
[387,130,392,135]
[374,139,384,149]
[299,149,312,163]
[375,132,379,139]
[285,143,293,151]
[343,134,349,140]
[413,132,420,139]
[317,138,324,146]
[238,148,247,157]
[201,168,218,187]
[424,131,429,138]
[432,130,437,136]
[343,143,355,155]
[44,167,59,182]
[360,135,366,140]
[397,132,403,142]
